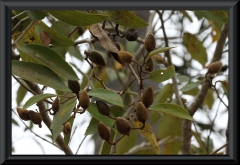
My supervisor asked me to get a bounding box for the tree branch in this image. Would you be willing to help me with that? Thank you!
[24,81,74,155]
[181,24,228,154]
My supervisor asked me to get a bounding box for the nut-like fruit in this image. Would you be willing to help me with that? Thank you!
[40,31,51,46]
[136,102,148,123]
[62,122,71,134]
[17,108,30,121]
[29,110,43,128]
[96,100,110,116]
[51,96,60,115]
[88,50,106,67]
[152,55,167,65]
[79,90,90,109]
[68,80,80,94]
[206,61,223,76]
[144,33,156,52]
[98,122,111,141]
[117,51,133,64]
[145,57,155,72]
[142,86,154,108]
[115,117,131,136]
[125,29,138,41]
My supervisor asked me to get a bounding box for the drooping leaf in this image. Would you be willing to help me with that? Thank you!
[101,129,116,154]
[26,10,46,20]
[180,10,193,22]
[51,98,76,142]
[182,86,199,96]
[12,118,19,126]
[194,10,228,23]
[149,103,194,121]
[155,83,174,103]
[48,10,108,26]
[16,84,27,106]
[88,24,119,53]
[23,93,57,109]
[140,47,176,62]
[68,46,83,61]
[149,111,162,125]
[176,75,190,83]
[180,82,200,92]
[110,105,126,118]
[85,117,99,135]
[157,114,182,154]
[88,88,123,107]
[219,81,228,97]
[12,61,69,91]
[150,65,175,83]
[35,21,74,47]
[183,32,207,67]
[132,119,160,154]
[107,11,148,28]
[18,44,79,80]
[87,103,116,130]
[203,89,214,109]
[115,129,138,154]
[191,131,207,154]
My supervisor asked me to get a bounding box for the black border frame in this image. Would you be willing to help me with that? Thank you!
[1,0,239,164]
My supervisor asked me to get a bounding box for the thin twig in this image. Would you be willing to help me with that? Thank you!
[12,17,30,34]
[12,11,26,20]
[67,26,78,38]
[209,142,228,155]
[127,64,140,85]
[75,135,88,155]
[12,20,37,46]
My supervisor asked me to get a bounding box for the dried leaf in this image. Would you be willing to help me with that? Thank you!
[40,31,51,46]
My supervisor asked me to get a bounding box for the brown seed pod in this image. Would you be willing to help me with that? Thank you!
[51,96,60,115]
[96,100,110,116]
[145,57,155,72]
[88,50,106,67]
[125,29,138,41]
[62,122,72,134]
[79,90,90,109]
[115,117,132,136]
[142,86,154,108]
[152,55,168,65]
[206,61,223,75]
[29,110,43,128]
[117,51,133,64]
[136,102,149,123]
[68,80,80,95]
[98,122,111,141]
[144,33,156,52]
[17,108,30,121]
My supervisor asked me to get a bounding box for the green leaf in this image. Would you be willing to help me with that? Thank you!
[12,61,69,91]
[180,82,200,92]
[176,75,190,83]
[87,103,116,130]
[48,10,108,26]
[85,117,99,135]
[68,46,83,61]
[219,81,228,97]
[149,111,162,125]
[16,85,27,106]
[204,89,214,109]
[183,32,207,67]
[12,118,19,126]
[182,86,199,96]
[150,65,175,83]
[51,98,76,142]
[155,83,174,103]
[101,129,116,154]
[149,103,194,121]
[132,119,160,154]
[157,114,182,154]
[194,10,228,23]
[19,44,79,80]
[88,88,123,107]
[107,11,148,28]
[35,21,74,47]
[23,93,57,109]
[110,105,126,118]
[115,129,138,154]
[140,47,176,62]
[26,10,47,20]
[180,10,193,22]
